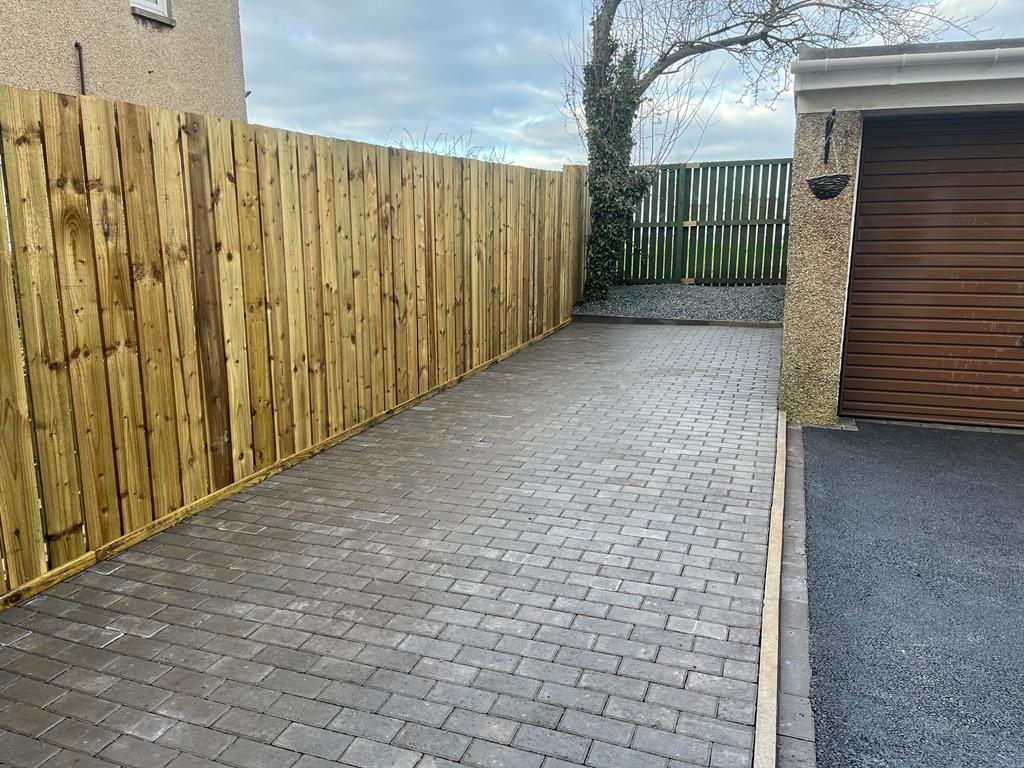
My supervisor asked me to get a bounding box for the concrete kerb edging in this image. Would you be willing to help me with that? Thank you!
[572,313,783,329]
[753,410,788,768]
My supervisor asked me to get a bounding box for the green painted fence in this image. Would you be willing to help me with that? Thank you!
[622,158,792,285]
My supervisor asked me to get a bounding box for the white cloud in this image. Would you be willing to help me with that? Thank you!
[240,0,1024,170]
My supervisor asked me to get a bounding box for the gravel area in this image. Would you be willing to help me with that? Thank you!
[803,421,1024,768]
[574,283,785,322]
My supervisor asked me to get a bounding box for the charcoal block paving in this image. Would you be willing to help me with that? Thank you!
[0,324,779,767]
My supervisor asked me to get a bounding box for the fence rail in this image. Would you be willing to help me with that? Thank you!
[622,158,792,285]
[0,84,587,604]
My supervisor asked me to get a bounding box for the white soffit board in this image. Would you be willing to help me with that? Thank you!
[793,46,1024,113]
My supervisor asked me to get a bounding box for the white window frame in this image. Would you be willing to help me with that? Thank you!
[131,0,175,26]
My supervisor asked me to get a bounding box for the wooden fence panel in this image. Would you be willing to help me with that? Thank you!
[1,86,86,567]
[0,84,586,607]
[622,158,792,285]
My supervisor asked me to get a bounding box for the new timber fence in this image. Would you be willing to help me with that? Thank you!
[0,84,588,605]
[623,158,792,285]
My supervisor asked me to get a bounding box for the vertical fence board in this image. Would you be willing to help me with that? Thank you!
[375,146,397,411]
[361,145,386,414]
[80,97,154,533]
[0,87,85,565]
[389,149,411,403]
[432,154,449,385]
[412,153,430,390]
[255,126,295,457]
[150,109,209,504]
[117,100,184,518]
[184,113,233,490]
[397,150,418,402]
[40,92,121,549]
[457,159,470,374]
[332,141,358,430]
[298,134,327,444]
[233,123,276,470]
[0,100,46,585]
[279,132,312,452]
[207,116,254,479]
[315,136,342,436]
[347,142,371,420]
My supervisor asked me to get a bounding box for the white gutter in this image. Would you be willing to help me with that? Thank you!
[792,46,1024,77]
[792,44,1024,112]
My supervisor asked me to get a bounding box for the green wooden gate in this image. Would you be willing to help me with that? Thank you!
[622,158,792,285]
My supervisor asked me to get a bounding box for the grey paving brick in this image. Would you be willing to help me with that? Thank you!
[340,737,420,768]
[214,707,290,742]
[488,695,563,729]
[47,692,119,725]
[218,738,298,768]
[209,680,282,713]
[427,682,496,713]
[558,710,635,747]
[604,697,678,731]
[512,725,589,763]
[463,739,543,768]
[266,694,341,728]
[154,693,227,727]
[586,740,666,768]
[156,722,236,759]
[98,735,179,768]
[273,723,352,760]
[39,749,120,768]
[99,706,175,741]
[0,701,64,737]
[443,709,518,744]
[632,726,711,764]
[327,708,403,741]
[536,683,606,715]
[44,718,118,755]
[0,729,61,768]
[393,723,471,761]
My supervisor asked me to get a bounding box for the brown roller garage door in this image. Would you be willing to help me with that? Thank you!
[840,113,1024,428]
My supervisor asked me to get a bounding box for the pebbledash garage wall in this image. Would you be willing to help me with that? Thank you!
[779,38,1024,425]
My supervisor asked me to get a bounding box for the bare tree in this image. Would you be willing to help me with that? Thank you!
[389,127,509,164]
[569,0,976,301]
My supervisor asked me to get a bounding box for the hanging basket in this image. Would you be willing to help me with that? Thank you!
[807,173,850,201]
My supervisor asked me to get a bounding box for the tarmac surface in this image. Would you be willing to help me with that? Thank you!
[802,421,1024,768]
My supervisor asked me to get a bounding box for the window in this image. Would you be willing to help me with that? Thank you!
[131,0,174,26]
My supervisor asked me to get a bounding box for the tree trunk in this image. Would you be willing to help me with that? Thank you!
[581,39,652,302]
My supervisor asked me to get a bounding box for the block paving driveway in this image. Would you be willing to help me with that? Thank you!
[0,323,781,768]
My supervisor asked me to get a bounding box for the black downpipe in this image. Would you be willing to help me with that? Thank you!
[74,41,86,95]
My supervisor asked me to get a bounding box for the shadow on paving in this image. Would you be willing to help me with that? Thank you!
[802,421,1024,768]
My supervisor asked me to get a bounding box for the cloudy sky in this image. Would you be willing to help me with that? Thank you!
[240,0,1024,170]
